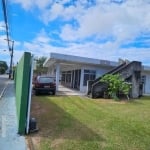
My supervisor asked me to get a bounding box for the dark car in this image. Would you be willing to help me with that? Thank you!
[33,76,56,95]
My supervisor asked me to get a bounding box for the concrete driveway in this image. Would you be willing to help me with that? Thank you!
[57,85,85,96]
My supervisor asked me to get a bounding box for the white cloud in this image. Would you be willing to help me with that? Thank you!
[0,35,8,49]
[33,29,51,44]
[60,24,78,41]
[59,1,150,43]
[10,0,150,66]
[20,30,150,66]
[13,50,24,64]
[12,0,34,10]
[0,34,10,65]
[35,0,52,10]
[41,3,64,24]
[0,21,6,32]
[12,0,53,10]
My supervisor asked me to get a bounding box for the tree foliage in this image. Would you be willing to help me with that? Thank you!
[0,61,8,74]
[34,57,48,75]
[100,74,131,100]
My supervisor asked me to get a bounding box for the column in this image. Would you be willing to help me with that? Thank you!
[79,68,84,92]
[56,64,60,91]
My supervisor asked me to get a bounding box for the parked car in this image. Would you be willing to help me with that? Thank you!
[33,76,56,95]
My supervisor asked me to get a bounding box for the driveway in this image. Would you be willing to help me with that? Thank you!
[57,85,85,96]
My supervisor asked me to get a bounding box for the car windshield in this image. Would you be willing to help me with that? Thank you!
[39,77,55,83]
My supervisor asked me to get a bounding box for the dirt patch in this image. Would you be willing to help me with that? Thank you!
[31,99,47,116]
[95,98,128,104]
[25,136,31,150]
[51,138,65,149]
[31,135,41,150]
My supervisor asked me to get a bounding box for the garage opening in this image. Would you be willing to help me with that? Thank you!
[61,69,81,90]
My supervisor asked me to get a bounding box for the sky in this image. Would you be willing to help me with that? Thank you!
[0,0,150,66]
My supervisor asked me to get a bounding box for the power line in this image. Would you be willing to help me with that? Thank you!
[1,0,14,79]
[1,0,11,51]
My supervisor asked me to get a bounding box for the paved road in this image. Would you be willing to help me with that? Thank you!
[0,74,9,98]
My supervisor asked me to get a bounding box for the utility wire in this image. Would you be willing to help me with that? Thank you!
[1,0,11,51]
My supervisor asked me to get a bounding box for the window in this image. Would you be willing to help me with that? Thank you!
[141,75,146,84]
[83,69,96,86]
[39,77,55,83]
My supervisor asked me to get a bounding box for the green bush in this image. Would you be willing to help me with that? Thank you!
[100,74,131,100]
[0,67,5,74]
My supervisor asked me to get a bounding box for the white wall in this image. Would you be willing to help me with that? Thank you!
[79,65,112,93]
[80,67,150,95]
[142,71,150,95]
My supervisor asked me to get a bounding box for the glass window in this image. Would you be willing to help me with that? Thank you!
[83,70,96,86]
[39,77,55,83]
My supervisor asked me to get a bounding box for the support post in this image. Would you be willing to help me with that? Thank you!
[79,68,84,92]
[56,64,60,91]
[9,41,14,79]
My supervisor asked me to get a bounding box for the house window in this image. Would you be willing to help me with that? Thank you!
[141,75,146,84]
[83,69,96,86]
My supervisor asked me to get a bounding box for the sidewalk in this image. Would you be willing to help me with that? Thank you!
[0,80,27,150]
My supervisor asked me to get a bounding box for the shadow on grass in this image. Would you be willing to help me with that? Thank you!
[125,97,150,105]
[126,100,144,105]
[140,96,150,100]
[30,96,105,142]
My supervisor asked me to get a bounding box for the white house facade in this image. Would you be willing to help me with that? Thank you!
[43,53,150,96]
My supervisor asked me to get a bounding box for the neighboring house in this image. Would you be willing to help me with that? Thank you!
[43,53,150,96]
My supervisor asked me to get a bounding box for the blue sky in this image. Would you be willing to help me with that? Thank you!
[0,0,150,66]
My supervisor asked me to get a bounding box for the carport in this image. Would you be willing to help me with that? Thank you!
[43,53,117,93]
[43,53,85,92]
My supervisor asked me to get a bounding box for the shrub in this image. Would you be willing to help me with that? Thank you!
[100,74,131,100]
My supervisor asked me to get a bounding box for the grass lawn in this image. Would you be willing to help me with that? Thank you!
[28,96,150,150]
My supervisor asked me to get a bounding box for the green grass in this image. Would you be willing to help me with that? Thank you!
[30,96,150,150]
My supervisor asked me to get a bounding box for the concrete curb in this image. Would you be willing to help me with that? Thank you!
[0,81,9,99]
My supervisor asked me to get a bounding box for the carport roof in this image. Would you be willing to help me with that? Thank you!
[43,53,118,68]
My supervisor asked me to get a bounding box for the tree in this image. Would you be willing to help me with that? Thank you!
[100,74,131,100]
[34,57,48,75]
[0,61,8,74]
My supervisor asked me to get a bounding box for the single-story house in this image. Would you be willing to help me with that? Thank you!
[43,52,150,96]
